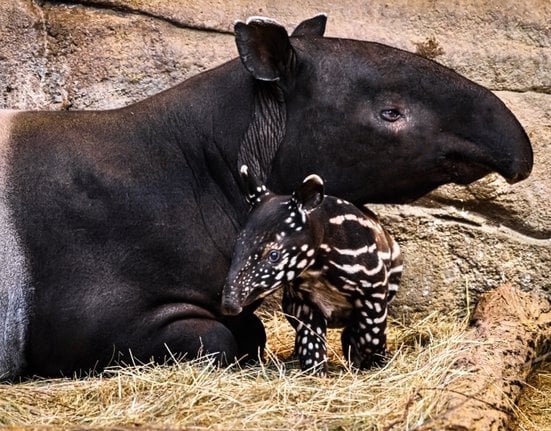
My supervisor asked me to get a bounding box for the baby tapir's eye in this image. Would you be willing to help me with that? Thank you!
[267,250,281,263]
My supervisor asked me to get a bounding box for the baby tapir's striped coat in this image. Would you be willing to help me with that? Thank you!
[222,166,402,374]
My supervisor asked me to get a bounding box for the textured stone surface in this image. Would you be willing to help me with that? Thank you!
[0,0,549,317]
[371,204,550,318]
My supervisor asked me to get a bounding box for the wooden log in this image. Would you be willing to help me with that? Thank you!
[427,283,551,430]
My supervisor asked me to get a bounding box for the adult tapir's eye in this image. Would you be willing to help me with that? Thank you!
[380,108,402,122]
[267,250,281,263]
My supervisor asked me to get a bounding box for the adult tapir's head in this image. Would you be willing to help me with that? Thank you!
[234,15,533,204]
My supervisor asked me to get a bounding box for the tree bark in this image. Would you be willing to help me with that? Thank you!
[425,283,551,430]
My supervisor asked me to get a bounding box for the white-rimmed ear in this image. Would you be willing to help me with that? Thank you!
[291,14,327,37]
[234,17,293,81]
[239,164,270,206]
[292,174,325,212]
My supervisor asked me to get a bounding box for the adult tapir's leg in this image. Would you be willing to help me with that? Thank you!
[25,299,248,376]
[112,311,265,369]
[141,312,266,365]
[115,310,265,367]
[224,310,266,363]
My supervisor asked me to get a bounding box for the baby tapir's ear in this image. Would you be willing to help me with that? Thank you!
[292,174,325,212]
[239,164,269,206]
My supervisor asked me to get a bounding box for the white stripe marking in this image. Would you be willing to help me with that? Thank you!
[332,243,377,256]
[389,265,403,275]
[391,244,401,260]
[329,259,384,276]
[328,213,375,228]
[374,310,388,324]
[377,250,391,260]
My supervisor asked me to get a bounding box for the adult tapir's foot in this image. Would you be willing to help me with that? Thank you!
[137,304,266,367]
[142,317,242,367]
[224,311,266,364]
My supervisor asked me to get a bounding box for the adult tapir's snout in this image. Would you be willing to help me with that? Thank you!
[441,86,533,186]
[495,127,533,185]
[482,93,533,183]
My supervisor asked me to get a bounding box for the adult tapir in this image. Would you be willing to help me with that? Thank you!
[0,15,532,379]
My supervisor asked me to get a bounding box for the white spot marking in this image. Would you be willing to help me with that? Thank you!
[296,259,308,269]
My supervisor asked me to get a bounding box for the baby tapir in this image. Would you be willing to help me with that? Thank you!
[222,165,402,374]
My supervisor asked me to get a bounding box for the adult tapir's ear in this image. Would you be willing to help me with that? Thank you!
[239,165,270,206]
[234,17,294,81]
[292,174,325,212]
[291,14,327,37]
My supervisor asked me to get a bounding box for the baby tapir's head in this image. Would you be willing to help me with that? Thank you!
[221,165,325,316]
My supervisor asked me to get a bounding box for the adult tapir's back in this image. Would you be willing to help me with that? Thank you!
[1,101,246,377]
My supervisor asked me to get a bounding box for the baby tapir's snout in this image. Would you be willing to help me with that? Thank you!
[221,286,243,316]
[221,255,255,316]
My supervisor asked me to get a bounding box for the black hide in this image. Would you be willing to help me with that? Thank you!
[0,15,532,378]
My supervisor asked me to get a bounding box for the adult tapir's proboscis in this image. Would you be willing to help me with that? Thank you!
[0,15,532,379]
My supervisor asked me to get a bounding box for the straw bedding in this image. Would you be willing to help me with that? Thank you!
[0,310,548,430]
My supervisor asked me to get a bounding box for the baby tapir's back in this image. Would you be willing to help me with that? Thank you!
[288,197,402,326]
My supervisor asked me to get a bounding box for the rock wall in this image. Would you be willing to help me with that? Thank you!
[1,0,549,317]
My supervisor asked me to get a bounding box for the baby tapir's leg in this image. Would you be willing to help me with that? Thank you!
[282,287,328,375]
[385,232,403,304]
[341,292,388,369]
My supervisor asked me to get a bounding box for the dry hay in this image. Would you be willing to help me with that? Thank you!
[514,360,551,431]
[0,310,548,430]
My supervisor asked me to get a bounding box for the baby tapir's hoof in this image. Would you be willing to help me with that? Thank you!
[341,325,388,370]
